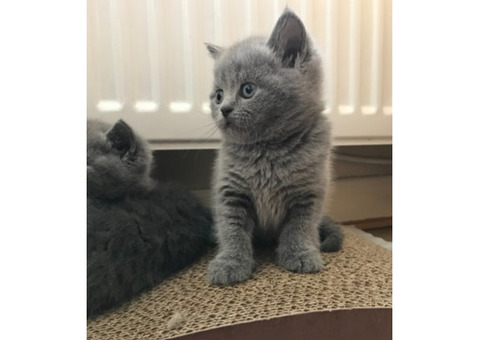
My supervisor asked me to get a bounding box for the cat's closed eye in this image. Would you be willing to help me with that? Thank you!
[240,83,256,98]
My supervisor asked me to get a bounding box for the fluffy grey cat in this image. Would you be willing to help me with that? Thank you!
[206,9,343,285]
[87,119,212,318]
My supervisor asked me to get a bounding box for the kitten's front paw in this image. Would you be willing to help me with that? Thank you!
[207,254,254,286]
[277,248,324,273]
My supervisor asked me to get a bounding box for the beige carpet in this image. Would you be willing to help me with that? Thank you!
[87,226,392,339]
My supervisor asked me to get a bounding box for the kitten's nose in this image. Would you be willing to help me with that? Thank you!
[221,106,233,118]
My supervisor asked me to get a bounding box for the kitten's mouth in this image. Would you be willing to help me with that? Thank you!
[219,118,232,130]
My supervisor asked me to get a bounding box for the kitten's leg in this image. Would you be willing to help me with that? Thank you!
[277,204,324,273]
[208,190,256,285]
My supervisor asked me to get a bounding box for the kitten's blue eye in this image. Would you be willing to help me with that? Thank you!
[215,89,224,104]
[241,83,256,98]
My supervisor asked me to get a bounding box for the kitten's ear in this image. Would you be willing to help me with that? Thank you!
[106,120,137,157]
[267,9,310,67]
[205,43,223,59]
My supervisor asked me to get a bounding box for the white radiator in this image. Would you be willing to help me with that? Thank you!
[87,0,392,148]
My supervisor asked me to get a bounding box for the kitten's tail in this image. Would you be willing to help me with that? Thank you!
[319,216,344,252]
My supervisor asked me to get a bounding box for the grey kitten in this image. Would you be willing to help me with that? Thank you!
[206,9,343,285]
[87,119,212,317]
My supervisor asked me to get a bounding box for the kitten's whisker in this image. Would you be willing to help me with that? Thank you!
[203,125,219,140]
[182,121,217,134]
[200,121,218,129]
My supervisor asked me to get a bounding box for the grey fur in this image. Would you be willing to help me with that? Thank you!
[87,119,154,200]
[87,119,213,317]
[319,216,344,252]
[206,9,343,285]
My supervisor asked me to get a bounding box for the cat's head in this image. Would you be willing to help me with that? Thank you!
[206,9,323,144]
[87,119,153,199]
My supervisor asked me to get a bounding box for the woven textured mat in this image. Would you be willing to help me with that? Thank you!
[87,226,392,339]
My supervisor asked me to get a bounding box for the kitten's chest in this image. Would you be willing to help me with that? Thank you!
[243,159,288,229]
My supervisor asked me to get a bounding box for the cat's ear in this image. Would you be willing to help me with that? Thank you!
[205,43,223,59]
[106,120,137,157]
[267,8,310,68]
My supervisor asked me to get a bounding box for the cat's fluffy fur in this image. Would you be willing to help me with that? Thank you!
[206,9,343,285]
[87,119,212,318]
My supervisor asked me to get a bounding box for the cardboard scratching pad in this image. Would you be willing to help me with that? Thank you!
[87,226,392,339]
